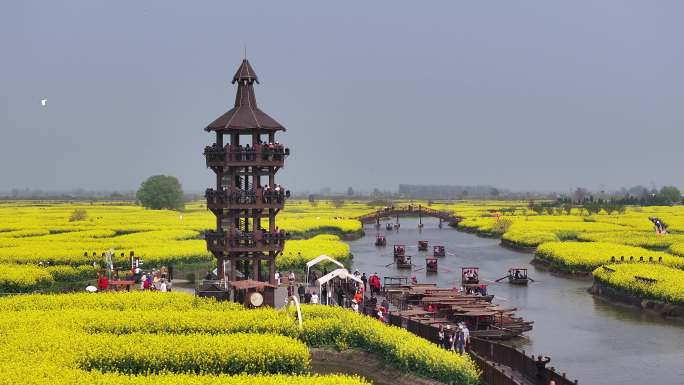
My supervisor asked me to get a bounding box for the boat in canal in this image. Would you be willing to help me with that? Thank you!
[432,245,445,257]
[425,257,438,273]
[495,267,534,285]
[393,244,406,258]
[418,240,428,251]
[395,254,413,269]
[380,282,532,340]
[374,234,387,246]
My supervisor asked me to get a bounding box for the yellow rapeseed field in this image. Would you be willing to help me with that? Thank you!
[0,291,480,385]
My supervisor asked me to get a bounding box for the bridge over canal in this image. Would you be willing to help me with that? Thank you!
[357,205,462,227]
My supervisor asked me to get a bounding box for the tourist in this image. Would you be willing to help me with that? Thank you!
[97,272,109,291]
[288,271,296,284]
[360,273,368,291]
[354,290,363,305]
[322,286,328,305]
[455,325,467,355]
[351,299,359,312]
[159,278,168,292]
[310,291,319,304]
[369,273,381,295]
[461,323,470,350]
[298,284,305,303]
[304,290,312,304]
[275,271,280,285]
[337,289,344,307]
[446,325,455,352]
[381,298,389,311]
[535,355,551,382]
[438,325,446,349]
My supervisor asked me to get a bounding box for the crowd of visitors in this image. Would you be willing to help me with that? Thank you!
[203,142,289,163]
[205,184,288,206]
[437,323,471,355]
[95,266,172,292]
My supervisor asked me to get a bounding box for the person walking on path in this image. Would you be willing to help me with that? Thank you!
[460,323,470,352]
[447,325,455,352]
[455,325,467,355]
[438,325,446,349]
[297,284,305,303]
[361,273,368,292]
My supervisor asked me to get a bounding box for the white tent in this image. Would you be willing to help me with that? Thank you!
[314,268,363,306]
[305,255,345,285]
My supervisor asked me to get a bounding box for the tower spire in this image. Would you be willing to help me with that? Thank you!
[232,59,258,84]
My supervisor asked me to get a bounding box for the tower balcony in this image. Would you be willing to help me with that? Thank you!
[205,188,290,211]
[205,230,288,254]
[204,144,290,168]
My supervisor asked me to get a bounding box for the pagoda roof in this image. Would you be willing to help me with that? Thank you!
[232,59,259,84]
[205,59,285,132]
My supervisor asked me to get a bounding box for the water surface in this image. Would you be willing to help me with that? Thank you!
[349,218,684,385]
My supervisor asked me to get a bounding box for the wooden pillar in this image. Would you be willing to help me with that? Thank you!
[269,258,276,285]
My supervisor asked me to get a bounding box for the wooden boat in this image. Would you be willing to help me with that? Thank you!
[393,244,406,258]
[381,280,532,341]
[418,240,428,251]
[385,223,393,231]
[374,235,387,247]
[396,255,413,269]
[495,268,534,285]
[433,245,446,257]
[426,257,438,273]
[461,267,480,286]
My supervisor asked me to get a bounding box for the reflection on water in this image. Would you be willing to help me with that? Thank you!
[348,218,684,385]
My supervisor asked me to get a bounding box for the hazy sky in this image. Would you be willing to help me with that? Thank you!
[2,1,683,193]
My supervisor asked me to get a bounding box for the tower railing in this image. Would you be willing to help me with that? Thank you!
[204,144,290,168]
[205,230,288,253]
[205,188,289,210]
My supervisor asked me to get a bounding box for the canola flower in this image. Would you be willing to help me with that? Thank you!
[535,242,684,272]
[0,292,479,385]
[79,333,309,375]
[593,263,684,304]
[0,201,362,292]
[501,230,559,248]
[576,231,684,250]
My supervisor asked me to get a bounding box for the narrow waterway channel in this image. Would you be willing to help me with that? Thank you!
[349,218,684,385]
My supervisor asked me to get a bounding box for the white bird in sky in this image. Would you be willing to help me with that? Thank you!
[41,99,47,107]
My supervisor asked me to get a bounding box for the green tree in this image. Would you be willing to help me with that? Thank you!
[136,175,185,210]
[659,186,681,203]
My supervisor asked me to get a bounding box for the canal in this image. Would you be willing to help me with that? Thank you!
[349,218,684,385]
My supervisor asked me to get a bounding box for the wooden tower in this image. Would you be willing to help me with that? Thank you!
[203,59,290,305]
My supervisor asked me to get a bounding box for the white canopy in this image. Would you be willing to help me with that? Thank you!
[305,255,345,285]
[306,255,344,269]
[314,268,363,306]
[316,268,363,286]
